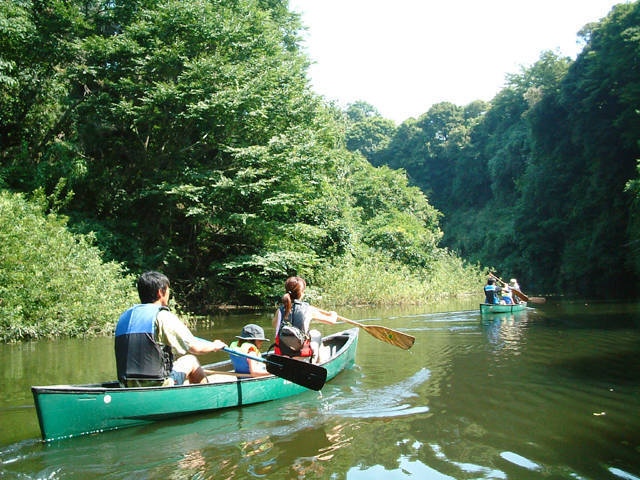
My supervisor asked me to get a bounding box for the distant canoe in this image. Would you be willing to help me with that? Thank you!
[479,302,527,314]
[32,328,358,442]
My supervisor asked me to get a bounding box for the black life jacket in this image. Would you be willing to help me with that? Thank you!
[114,304,173,384]
[484,284,498,304]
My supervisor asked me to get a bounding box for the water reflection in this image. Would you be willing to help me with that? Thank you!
[499,451,542,471]
[480,310,529,354]
[0,399,357,478]
[609,467,640,480]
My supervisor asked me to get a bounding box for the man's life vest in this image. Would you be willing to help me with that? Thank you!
[115,304,173,384]
[484,284,499,304]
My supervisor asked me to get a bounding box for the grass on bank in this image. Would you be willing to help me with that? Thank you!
[313,248,485,307]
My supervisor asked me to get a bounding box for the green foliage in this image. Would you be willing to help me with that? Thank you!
[0,0,470,321]
[371,3,640,296]
[317,246,483,306]
[519,3,640,294]
[625,160,640,275]
[5,0,638,341]
[0,191,137,342]
[344,101,397,162]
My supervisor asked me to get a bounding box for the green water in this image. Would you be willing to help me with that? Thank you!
[1,298,640,479]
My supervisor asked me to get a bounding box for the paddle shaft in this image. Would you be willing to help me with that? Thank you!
[204,369,254,377]
[489,273,527,298]
[192,339,283,369]
[223,347,271,366]
[312,306,414,350]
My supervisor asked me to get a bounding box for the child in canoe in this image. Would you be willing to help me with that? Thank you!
[228,324,270,376]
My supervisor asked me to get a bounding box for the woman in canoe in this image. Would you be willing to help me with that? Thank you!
[272,276,338,363]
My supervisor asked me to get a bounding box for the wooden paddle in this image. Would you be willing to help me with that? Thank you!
[223,347,327,391]
[337,315,415,350]
[490,273,546,304]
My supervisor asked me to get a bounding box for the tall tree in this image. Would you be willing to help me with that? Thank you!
[521,3,640,294]
[0,0,452,308]
[344,101,397,165]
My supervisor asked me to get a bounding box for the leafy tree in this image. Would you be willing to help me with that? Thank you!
[625,160,640,276]
[521,3,640,294]
[438,51,582,290]
[448,101,492,210]
[0,0,488,317]
[22,0,332,305]
[347,160,443,269]
[344,101,397,165]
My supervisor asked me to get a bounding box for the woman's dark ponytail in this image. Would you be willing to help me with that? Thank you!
[282,276,306,318]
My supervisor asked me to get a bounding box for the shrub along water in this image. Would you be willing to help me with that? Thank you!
[316,248,484,307]
[0,190,484,341]
[0,191,137,342]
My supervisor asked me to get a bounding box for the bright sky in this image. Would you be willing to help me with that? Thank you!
[289,0,624,123]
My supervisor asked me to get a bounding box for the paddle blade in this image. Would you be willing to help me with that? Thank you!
[528,296,546,304]
[265,354,327,391]
[511,288,529,302]
[337,315,415,350]
[362,324,415,350]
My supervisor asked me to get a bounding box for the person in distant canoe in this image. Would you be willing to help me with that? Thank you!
[228,324,269,376]
[484,277,500,304]
[507,278,523,303]
[501,284,514,304]
[272,276,338,363]
[115,271,227,387]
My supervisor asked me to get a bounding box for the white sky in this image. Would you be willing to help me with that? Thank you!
[289,0,625,123]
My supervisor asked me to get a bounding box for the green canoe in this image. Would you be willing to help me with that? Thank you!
[479,302,527,314]
[32,328,358,442]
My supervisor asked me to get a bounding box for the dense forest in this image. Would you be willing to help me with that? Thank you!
[0,0,638,339]
[347,2,640,297]
[0,0,484,340]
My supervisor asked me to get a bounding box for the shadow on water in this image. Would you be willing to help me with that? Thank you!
[550,349,640,384]
[533,298,640,329]
[530,300,640,385]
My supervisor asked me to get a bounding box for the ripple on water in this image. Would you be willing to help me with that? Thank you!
[609,467,640,480]
[322,368,431,419]
[500,451,543,471]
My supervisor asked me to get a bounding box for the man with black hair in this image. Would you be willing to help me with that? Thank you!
[484,277,500,305]
[115,271,226,387]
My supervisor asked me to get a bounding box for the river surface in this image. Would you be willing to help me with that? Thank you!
[1,298,640,479]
